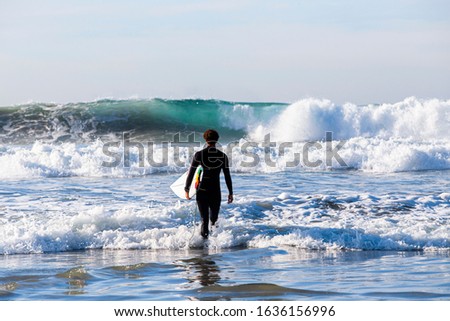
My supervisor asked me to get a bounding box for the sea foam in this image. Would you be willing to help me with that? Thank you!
[248,97,450,141]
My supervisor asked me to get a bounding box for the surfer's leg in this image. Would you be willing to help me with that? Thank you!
[209,193,221,226]
[196,193,210,238]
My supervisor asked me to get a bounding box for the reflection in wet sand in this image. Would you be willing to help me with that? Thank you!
[178,256,221,287]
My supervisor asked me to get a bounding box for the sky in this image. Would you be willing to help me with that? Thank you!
[1,0,449,105]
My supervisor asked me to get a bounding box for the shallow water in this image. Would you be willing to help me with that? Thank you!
[1,248,449,300]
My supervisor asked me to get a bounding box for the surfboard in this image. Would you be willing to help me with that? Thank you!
[170,166,203,199]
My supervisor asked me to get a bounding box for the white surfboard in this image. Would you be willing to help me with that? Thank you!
[170,166,203,199]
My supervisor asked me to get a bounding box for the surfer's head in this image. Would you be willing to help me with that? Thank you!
[203,129,219,145]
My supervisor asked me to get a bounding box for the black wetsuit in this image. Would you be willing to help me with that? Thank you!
[184,146,233,238]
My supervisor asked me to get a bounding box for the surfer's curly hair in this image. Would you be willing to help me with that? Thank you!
[203,129,219,143]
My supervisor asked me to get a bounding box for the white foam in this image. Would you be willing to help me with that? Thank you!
[0,141,191,179]
[1,134,449,179]
[1,187,449,254]
[248,97,450,141]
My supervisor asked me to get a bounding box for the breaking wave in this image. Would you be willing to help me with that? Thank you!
[1,97,449,176]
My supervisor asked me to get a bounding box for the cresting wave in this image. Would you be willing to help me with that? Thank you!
[0,98,281,144]
[1,96,449,143]
[0,97,449,177]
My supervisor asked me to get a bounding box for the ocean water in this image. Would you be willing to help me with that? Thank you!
[1,97,449,300]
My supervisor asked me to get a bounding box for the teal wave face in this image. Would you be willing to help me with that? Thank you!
[0,99,286,144]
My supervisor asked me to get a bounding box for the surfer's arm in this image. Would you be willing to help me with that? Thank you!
[184,152,200,194]
[223,154,233,201]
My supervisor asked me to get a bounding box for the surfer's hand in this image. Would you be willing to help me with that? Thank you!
[228,194,233,204]
[185,191,190,200]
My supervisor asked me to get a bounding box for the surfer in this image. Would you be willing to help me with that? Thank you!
[185,129,233,239]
